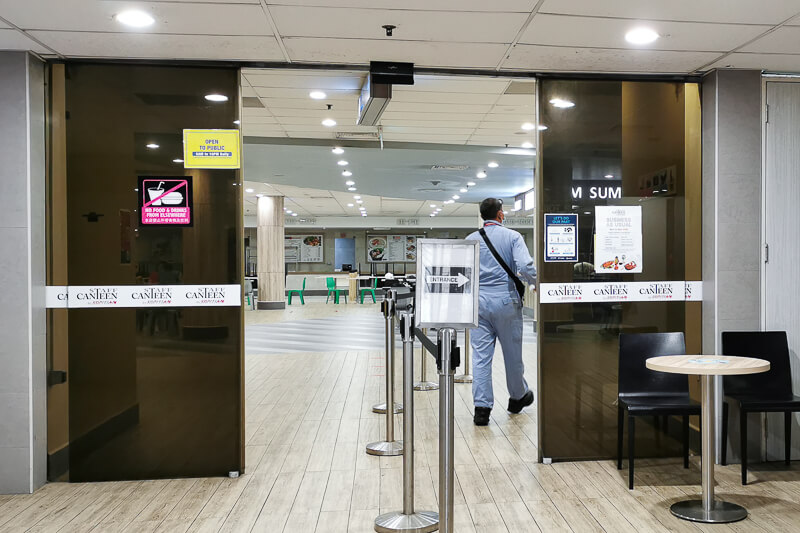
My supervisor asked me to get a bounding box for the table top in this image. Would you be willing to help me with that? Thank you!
[646,355,770,376]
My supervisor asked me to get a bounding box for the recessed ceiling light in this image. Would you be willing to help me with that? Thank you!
[205,94,228,102]
[521,142,534,149]
[345,180,355,186]
[477,171,487,179]
[256,194,264,198]
[488,161,499,168]
[233,120,240,125]
[521,122,535,131]
[604,174,614,179]
[436,208,442,212]
[146,143,159,149]
[115,10,154,27]
[347,203,354,207]
[342,170,353,177]
[356,200,363,204]
[337,160,348,166]
[452,195,460,200]
[322,118,337,127]
[444,200,455,204]
[467,181,476,187]
[430,214,436,217]
[173,158,183,163]
[245,188,254,193]
[430,204,437,208]
[310,91,327,100]
[460,188,468,193]
[361,213,367,217]
[353,195,361,199]
[538,125,548,131]
[348,187,357,191]
[332,147,344,154]
[625,27,659,45]
[292,213,298,216]
[359,206,366,210]
[549,98,575,109]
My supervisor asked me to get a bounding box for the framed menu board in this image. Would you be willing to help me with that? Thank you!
[367,234,421,263]
[285,234,323,263]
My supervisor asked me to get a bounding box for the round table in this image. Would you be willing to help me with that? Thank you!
[646,355,770,524]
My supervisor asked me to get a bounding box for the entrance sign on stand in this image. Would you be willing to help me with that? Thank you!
[415,239,479,328]
[183,129,241,169]
[545,214,578,262]
[594,205,643,273]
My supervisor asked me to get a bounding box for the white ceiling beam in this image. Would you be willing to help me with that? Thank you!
[260,1,292,63]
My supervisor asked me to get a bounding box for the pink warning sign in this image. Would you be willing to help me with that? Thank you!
[138,177,193,227]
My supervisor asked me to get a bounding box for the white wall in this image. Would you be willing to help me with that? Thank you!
[0,52,47,494]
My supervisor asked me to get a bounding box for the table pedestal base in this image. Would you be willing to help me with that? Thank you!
[670,500,747,523]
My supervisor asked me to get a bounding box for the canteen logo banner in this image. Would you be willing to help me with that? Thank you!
[130,286,174,306]
[70,286,120,308]
[542,283,584,302]
[44,285,241,308]
[540,281,703,304]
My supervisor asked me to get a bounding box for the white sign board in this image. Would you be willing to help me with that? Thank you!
[594,205,643,273]
[539,281,703,303]
[415,239,479,328]
[45,285,242,308]
[285,235,323,263]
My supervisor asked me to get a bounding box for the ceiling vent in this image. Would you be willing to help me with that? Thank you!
[504,81,536,95]
[243,97,265,108]
[430,165,468,171]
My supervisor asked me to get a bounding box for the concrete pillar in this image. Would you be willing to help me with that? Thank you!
[257,196,285,309]
[0,52,47,494]
[702,69,762,463]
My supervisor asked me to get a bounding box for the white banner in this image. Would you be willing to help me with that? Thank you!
[45,285,241,308]
[540,281,704,304]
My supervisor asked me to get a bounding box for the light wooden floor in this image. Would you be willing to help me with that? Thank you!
[3,303,800,532]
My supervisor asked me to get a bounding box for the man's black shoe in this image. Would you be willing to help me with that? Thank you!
[474,407,491,426]
[507,390,534,414]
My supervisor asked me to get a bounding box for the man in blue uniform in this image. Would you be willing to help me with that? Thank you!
[466,198,537,426]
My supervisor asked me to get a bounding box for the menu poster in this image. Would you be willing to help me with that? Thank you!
[594,206,643,273]
[368,234,419,262]
[285,234,323,263]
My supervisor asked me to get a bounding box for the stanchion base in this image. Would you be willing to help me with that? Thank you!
[373,402,403,414]
[366,440,403,456]
[413,381,439,391]
[454,374,473,383]
[374,510,439,533]
[670,500,747,523]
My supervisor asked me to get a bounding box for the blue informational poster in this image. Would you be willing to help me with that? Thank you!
[545,214,578,262]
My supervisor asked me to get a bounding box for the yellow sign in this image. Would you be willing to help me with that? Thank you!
[183,129,241,169]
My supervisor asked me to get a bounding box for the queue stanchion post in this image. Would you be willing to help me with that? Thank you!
[367,289,403,456]
[454,329,472,383]
[374,289,403,415]
[374,307,439,533]
[437,328,458,533]
[413,327,438,391]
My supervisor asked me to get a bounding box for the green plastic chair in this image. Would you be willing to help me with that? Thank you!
[287,277,306,305]
[360,277,377,304]
[326,277,347,304]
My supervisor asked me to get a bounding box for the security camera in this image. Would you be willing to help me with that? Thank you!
[382,24,396,37]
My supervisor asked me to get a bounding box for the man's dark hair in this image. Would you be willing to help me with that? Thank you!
[479,198,503,221]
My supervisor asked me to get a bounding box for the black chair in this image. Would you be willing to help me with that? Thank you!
[721,331,799,484]
[617,332,701,489]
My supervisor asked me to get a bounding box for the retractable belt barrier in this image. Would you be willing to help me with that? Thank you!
[374,305,439,533]
[367,289,403,456]
[368,276,462,531]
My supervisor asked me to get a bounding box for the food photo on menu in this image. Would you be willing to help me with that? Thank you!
[368,237,387,261]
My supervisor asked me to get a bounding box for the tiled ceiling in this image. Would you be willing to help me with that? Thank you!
[243,182,479,219]
[1,1,800,73]
[242,71,536,146]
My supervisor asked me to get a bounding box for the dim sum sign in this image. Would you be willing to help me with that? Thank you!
[138,176,194,227]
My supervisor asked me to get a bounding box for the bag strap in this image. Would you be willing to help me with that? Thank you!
[479,228,526,300]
